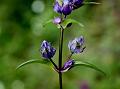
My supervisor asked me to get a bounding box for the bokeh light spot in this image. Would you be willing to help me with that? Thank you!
[31,0,45,14]
[0,81,5,89]
[11,80,24,89]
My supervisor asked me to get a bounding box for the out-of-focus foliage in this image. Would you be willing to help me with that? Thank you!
[0,0,120,89]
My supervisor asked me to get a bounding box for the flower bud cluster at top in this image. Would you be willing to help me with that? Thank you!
[54,0,84,16]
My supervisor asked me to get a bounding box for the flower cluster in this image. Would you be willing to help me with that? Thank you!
[54,0,84,16]
[40,36,85,72]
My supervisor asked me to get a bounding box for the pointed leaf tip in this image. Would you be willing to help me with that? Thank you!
[74,61,106,76]
[16,59,49,70]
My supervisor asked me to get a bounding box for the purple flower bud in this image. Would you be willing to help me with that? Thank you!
[73,0,83,5]
[54,1,62,14]
[61,59,75,72]
[68,36,85,54]
[53,17,62,24]
[62,4,72,15]
[53,0,84,15]
[73,0,84,9]
[40,40,56,59]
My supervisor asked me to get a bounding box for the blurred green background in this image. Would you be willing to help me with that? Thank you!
[0,0,120,89]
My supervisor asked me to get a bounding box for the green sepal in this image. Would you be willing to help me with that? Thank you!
[61,19,84,29]
[16,59,50,70]
[73,60,106,76]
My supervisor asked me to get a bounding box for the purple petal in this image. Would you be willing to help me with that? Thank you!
[61,59,75,72]
[73,0,84,5]
[77,36,84,45]
[53,17,62,24]
[54,1,62,14]
[62,4,72,15]
[63,0,73,5]
[73,0,84,9]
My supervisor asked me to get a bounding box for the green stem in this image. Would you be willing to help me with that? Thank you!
[59,25,64,89]
[49,59,58,70]
[67,53,73,60]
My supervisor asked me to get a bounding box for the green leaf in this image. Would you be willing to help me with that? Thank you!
[16,59,49,70]
[43,19,53,27]
[74,61,106,76]
[61,19,84,29]
[83,2,101,5]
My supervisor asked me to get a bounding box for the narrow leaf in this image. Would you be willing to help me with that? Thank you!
[16,59,49,70]
[83,2,101,5]
[61,19,84,29]
[43,19,53,27]
[74,61,106,76]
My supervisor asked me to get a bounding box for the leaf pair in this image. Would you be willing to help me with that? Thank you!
[16,59,106,76]
[43,18,84,29]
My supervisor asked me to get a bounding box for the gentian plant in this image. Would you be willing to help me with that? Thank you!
[17,0,105,89]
